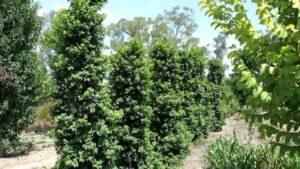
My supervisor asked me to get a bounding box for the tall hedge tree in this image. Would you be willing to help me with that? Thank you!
[150,38,192,166]
[200,0,300,153]
[207,59,225,132]
[51,0,122,168]
[110,39,162,168]
[0,0,42,145]
[179,47,209,141]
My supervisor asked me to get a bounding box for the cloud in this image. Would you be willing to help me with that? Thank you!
[37,8,46,17]
[102,10,120,25]
[54,3,70,11]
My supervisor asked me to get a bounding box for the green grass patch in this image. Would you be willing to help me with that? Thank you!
[205,138,300,169]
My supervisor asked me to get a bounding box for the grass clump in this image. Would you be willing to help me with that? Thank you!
[205,138,300,169]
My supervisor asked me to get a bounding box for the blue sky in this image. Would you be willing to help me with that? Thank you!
[35,0,238,46]
[35,0,261,74]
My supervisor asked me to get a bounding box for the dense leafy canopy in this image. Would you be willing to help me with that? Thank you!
[110,39,163,168]
[200,0,300,154]
[150,38,192,166]
[179,46,209,141]
[0,0,42,144]
[207,59,226,131]
[51,0,123,168]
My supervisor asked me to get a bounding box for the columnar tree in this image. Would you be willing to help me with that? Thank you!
[200,0,300,153]
[207,59,225,131]
[51,0,122,168]
[150,38,192,166]
[179,46,208,141]
[0,0,42,146]
[110,40,162,168]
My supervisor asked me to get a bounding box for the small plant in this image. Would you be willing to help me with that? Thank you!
[0,139,33,158]
[205,138,300,169]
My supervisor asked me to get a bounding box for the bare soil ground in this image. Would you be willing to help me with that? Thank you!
[0,133,57,169]
[182,115,262,169]
[0,116,261,169]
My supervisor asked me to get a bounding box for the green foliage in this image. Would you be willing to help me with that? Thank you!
[44,2,229,166]
[220,80,241,116]
[200,0,300,153]
[230,49,258,106]
[36,70,56,103]
[150,38,192,167]
[0,139,33,158]
[205,138,300,169]
[36,101,54,123]
[179,46,209,141]
[51,0,122,168]
[0,0,42,143]
[207,59,226,131]
[40,9,69,71]
[110,39,163,168]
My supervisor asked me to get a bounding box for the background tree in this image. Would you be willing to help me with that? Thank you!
[107,17,151,50]
[107,6,199,50]
[150,38,192,166]
[40,10,68,71]
[200,0,300,153]
[110,39,162,168]
[51,0,122,168]
[213,32,227,60]
[151,6,199,46]
[0,0,42,151]
[38,10,57,72]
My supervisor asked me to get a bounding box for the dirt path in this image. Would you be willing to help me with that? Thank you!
[0,134,57,169]
[182,116,262,169]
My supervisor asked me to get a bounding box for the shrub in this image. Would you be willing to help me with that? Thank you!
[0,139,33,158]
[205,138,300,169]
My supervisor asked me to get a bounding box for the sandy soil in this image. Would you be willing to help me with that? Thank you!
[0,116,261,169]
[182,115,262,169]
[0,133,57,169]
